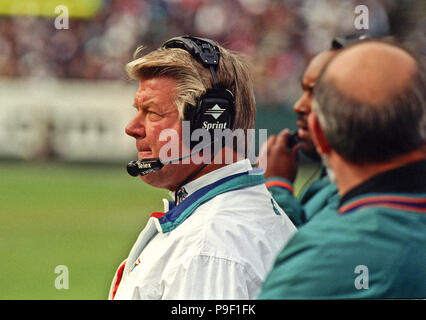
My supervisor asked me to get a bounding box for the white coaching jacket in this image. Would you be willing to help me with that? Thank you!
[109,159,296,300]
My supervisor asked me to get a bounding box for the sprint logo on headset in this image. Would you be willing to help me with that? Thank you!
[204,104,226,120]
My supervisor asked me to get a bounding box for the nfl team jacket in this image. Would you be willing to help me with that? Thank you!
[109,159,296,299]
[259,160,426,299]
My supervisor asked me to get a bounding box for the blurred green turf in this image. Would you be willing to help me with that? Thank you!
[0,160,169,300]
[0,160,318,299]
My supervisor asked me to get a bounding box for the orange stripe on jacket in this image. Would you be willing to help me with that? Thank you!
[265,180,294,194]
[111,260,126,300]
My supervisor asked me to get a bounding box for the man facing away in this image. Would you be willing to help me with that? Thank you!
[259,40,426,298]
[109,36,296,300]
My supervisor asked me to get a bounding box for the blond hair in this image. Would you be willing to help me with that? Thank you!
[126,43,256,131]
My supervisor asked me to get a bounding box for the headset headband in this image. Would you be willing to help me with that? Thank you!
[162,35,220,86]
[162,35,235,135]
[331,33,369,49]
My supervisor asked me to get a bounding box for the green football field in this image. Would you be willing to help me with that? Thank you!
[0,160,318,299]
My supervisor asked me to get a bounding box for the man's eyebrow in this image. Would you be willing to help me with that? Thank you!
[132,103,145,111]
[133,99,158,110]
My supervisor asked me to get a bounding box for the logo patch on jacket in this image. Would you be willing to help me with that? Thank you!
[129,258,141,273]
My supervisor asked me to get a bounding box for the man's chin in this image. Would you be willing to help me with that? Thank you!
[300,141,321,161]
[138,170,167,188]
[137,164,186,191]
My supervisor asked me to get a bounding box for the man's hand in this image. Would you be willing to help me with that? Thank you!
[258,129,300,182]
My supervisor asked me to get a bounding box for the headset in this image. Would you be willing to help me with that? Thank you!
[287,131,300,149]
[127,35,236,177]
[331,32,370,49]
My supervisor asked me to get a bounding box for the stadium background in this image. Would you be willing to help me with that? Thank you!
[0,0,423,299]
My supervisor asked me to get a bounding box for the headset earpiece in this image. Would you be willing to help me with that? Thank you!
[162,35,236,150]
[184,88,234,149]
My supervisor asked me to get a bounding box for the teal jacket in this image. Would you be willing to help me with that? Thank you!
[265,168,339,227]
[259,160,426,299]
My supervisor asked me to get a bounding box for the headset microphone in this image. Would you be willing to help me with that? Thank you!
[126,138,217,177]
[288,130,301,149]
[127,158,164,177]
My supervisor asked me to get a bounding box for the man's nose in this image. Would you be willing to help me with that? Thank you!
[293,93,311,115]
[125,113,146,139]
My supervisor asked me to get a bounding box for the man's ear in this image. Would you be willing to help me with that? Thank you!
[308,111,331,155]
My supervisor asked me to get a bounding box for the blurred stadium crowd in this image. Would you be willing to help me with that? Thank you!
[0,0,423,162]
[0,0,423,105]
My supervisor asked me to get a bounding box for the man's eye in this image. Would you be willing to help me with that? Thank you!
[305,87,314,96]
[147,111,162,121]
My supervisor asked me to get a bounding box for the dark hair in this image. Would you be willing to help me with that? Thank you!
[313,41,425,163]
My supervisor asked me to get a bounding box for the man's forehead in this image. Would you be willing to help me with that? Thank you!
[136,77,176,94]
[303,50,337,84]
[133,77,177,106]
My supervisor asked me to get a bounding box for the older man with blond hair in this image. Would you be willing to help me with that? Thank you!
[109,36,296,300]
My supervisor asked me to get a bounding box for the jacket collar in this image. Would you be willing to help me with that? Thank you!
[338,160,426,214]
[156,160,264,233]
[168,159,253,204]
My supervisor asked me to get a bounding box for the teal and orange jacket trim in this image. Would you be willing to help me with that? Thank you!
[339,194,426,214]
[265,175,339,227]
[265,177,294,194]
